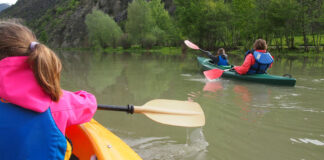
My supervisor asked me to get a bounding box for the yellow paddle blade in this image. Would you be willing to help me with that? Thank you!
[134,99,205,127]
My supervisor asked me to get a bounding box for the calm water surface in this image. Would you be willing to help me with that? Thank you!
[58,51,324,160]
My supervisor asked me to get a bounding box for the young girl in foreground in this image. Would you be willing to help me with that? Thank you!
[0,21,97,159]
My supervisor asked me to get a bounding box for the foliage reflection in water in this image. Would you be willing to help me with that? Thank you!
[58,50,324,160]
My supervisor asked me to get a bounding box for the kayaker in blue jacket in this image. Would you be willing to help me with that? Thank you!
[206,48,229,66]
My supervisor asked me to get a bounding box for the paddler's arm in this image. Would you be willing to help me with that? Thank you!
[50,90,97,134]
[66,90,97,124]
[233,54,255,75]
[269,54,274,69]
[206,51,219,64]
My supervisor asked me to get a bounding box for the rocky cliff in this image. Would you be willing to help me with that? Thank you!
[0,0,174,48]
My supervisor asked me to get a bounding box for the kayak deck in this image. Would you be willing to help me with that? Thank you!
[197,56,296,86]
[66,119,142,160]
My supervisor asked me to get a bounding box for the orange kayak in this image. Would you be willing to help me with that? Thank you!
[66,119,142,160]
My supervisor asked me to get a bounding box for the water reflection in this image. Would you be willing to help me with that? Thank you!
[187,79,270,123]
[233,85,253,121]
[233,85,271,122]
[203,81,223,93]
[58,50,324,160]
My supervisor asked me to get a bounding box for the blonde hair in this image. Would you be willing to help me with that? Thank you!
[253,39,268,50]
[0,21,62,102]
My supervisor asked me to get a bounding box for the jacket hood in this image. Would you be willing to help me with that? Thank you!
[0,56,51,112]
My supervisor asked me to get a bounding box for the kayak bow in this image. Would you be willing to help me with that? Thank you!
[66,119,142,160]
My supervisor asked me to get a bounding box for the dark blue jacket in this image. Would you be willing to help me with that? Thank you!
[0,99,69,160]
[206,51,229,66]
[217,55,229,66]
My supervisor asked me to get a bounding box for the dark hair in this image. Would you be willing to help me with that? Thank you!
[0,21,62,101]
[253,39,267,50]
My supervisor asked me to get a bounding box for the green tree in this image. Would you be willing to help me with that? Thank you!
[298,0,313,51]
[268,0,299,49]
[200,1,232,49]
[174,0,204,44]
[254,0,272,41]
[231,0,256,48]
[125,0,155,47]
[148,0,178,45]
[85,10,123,48]
[175,0,233,49]
[308,0,324,52]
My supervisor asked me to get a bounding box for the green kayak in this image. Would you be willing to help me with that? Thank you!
[197,56,296,86]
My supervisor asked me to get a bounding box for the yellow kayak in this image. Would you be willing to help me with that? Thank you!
[66,119,142,160]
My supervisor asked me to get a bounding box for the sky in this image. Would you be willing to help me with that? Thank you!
[0,0,17,5]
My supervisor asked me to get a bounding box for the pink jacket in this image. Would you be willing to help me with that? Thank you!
[0,56,97,134]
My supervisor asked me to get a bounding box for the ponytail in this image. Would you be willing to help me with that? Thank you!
[0,20,62,101]
[28,44,62,102]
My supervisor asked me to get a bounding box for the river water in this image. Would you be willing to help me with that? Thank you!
[58,50,324,160]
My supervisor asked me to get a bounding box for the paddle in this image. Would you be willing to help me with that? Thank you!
[204,68,230,80]
[184,40,210,54]
[98,99,205,127]
[184,40,233,80]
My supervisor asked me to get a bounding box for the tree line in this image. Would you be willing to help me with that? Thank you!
[85,0,324,52]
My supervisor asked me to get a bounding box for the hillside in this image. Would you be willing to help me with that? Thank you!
[0,0,174,48]
[0,3,10,12]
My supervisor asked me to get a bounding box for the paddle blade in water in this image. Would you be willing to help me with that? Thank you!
[184,40,200,50]
[203,69,224,80]
[135,99,205,127]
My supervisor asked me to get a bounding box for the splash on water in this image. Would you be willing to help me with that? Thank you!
[181,74,192,77]
[291,93,300,96]
[290,138,324,146]
[312,79,324,82]
[125,128,209,160]
[303,109,320,113]
[296,85,317,90]
[276,103,324,113]
[279,103,298,109]
[252,104,273,108]
[274,95,286,100]
[186,78,209,83]
[181,73,209,83]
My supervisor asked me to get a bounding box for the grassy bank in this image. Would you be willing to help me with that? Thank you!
[269,35,324,46]
[58,45,324,58]
[103,46,182,55]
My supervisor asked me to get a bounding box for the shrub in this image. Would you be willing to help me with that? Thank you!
[119,33,132,49]
[85,10,123,48]
[142,34,157,49]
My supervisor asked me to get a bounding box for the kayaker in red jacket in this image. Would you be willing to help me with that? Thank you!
[0,21,97,159]
[234,39,273,75]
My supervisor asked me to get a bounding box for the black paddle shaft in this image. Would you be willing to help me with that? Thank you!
[97,104,134,114]
[199,49,209,54]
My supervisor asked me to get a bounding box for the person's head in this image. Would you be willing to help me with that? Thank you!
[217,48,225,55]
[253,39,268,50]
[0,20,62,101]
